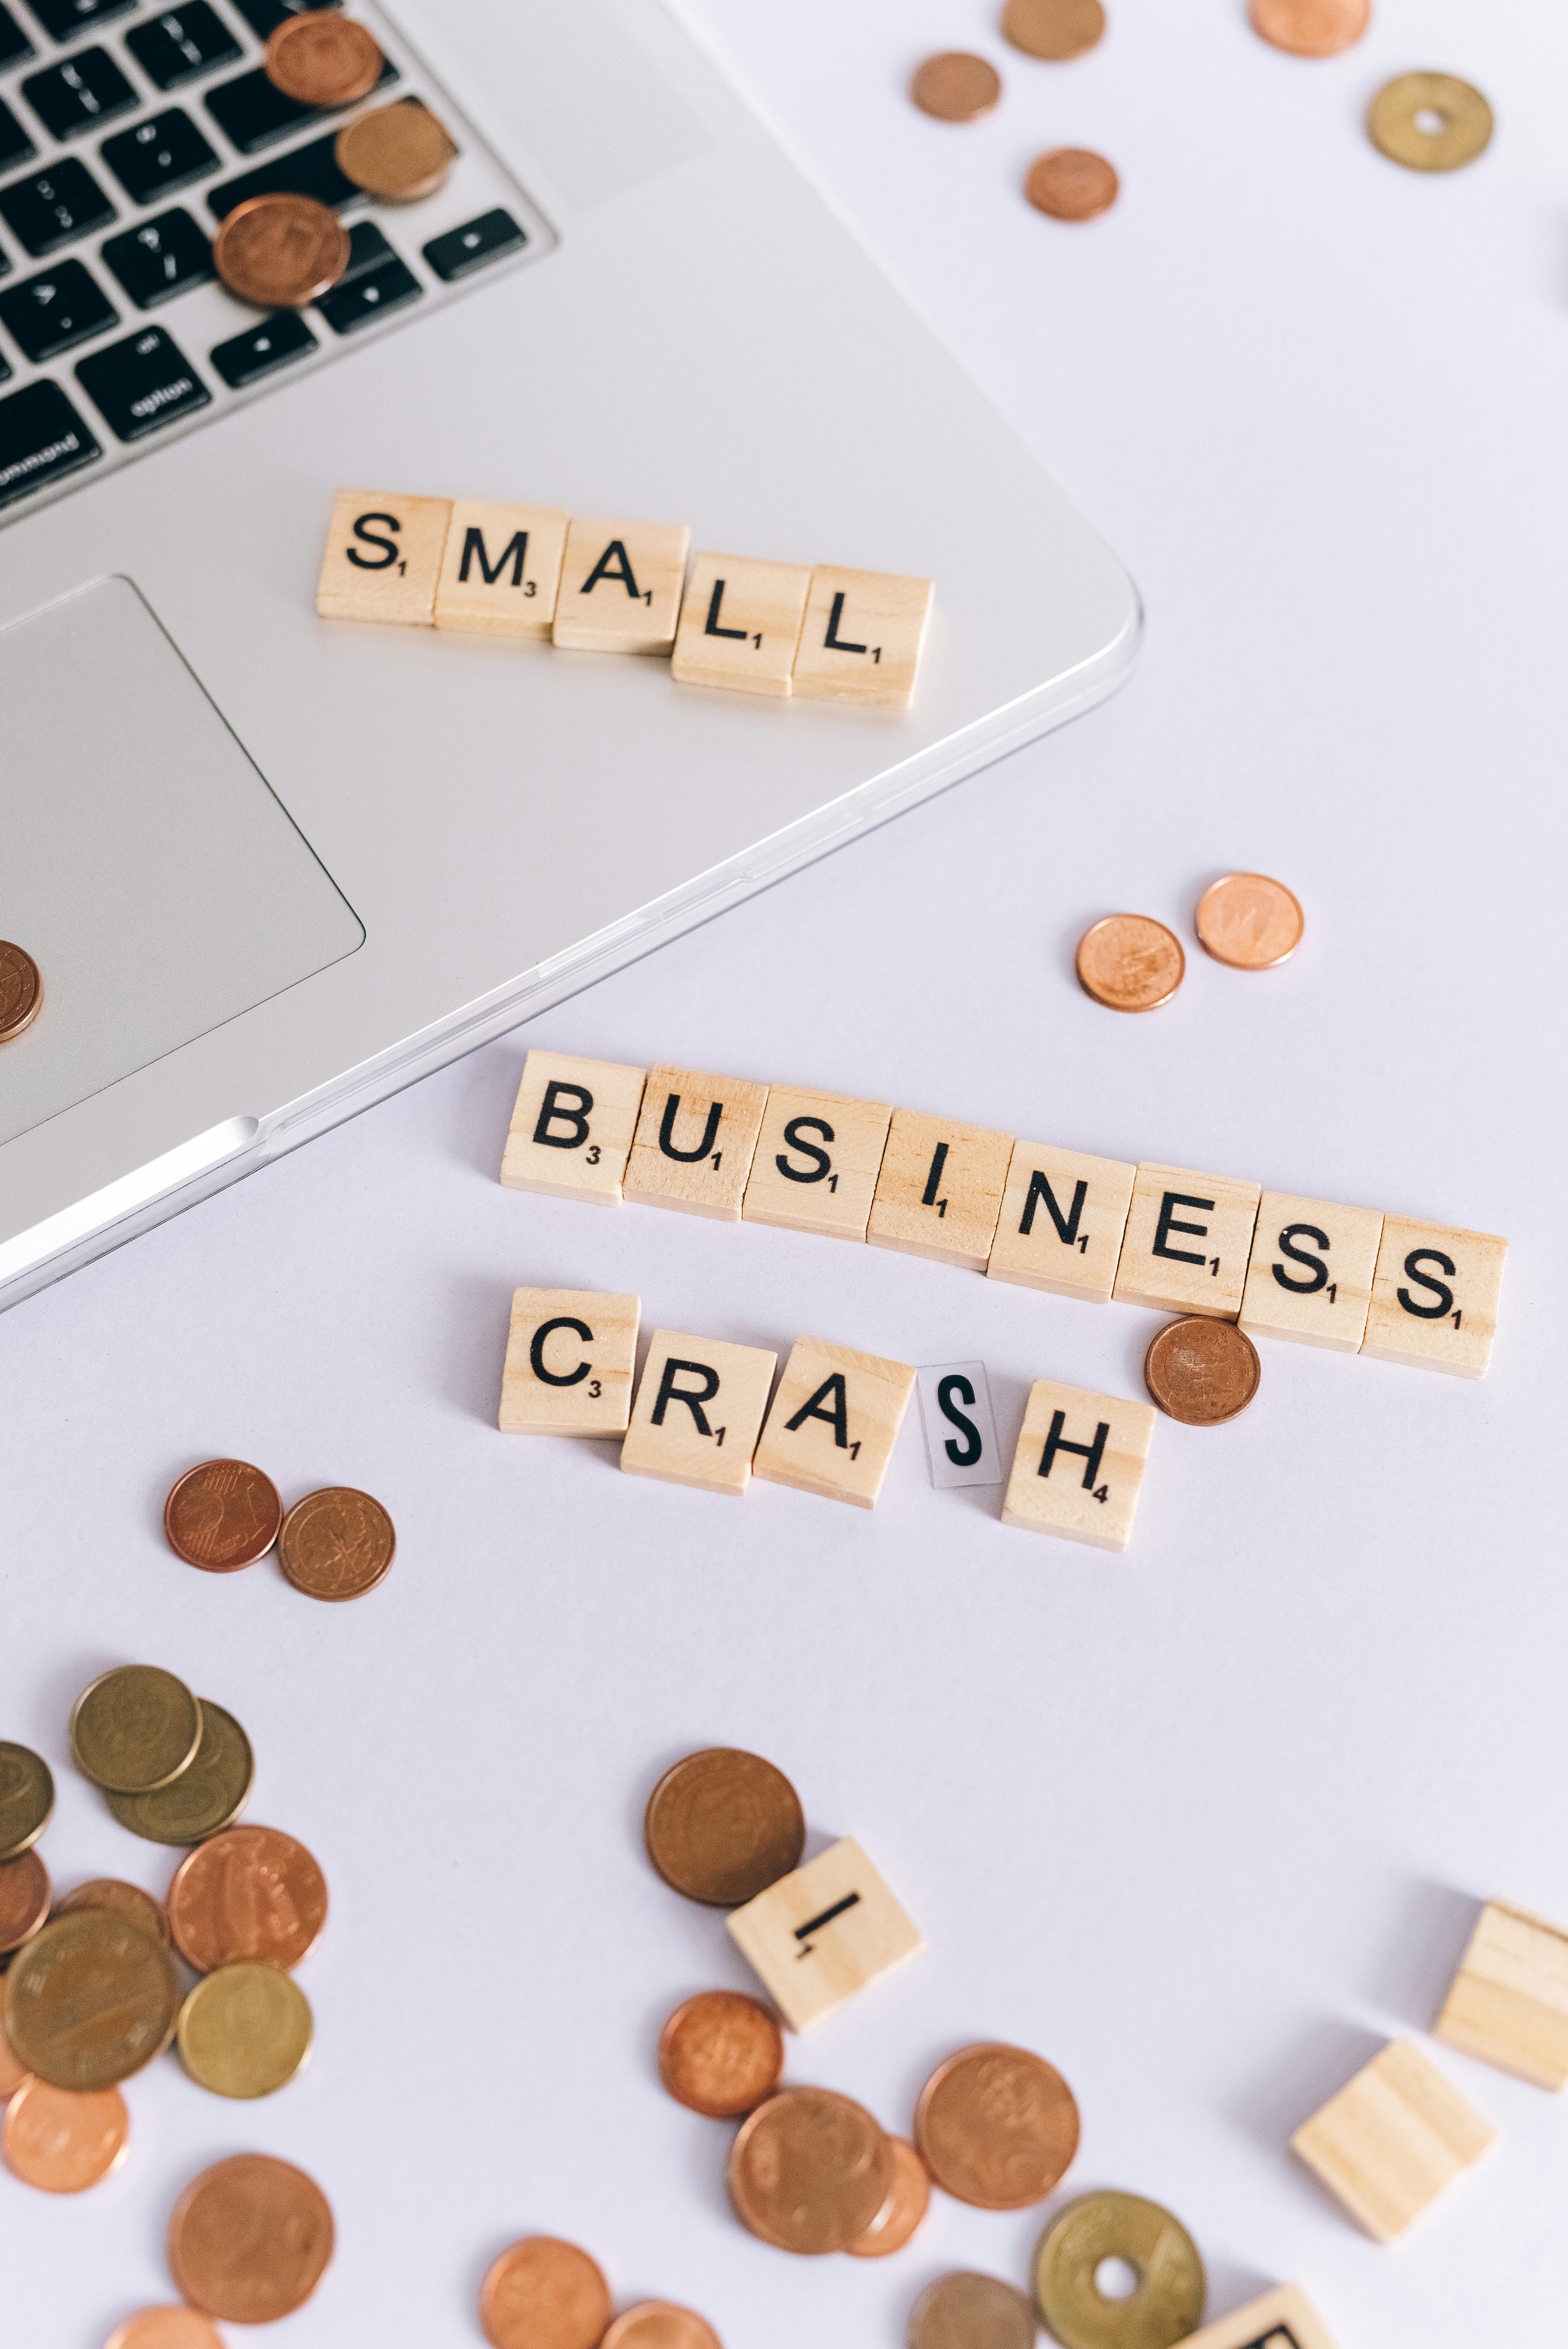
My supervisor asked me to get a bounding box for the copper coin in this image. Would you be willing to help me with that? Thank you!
[55,1880,171,1950]
[728,2084,893,2255]
[279,1485,396,1600]
[336,99,456,201]
[164,1459,283,1572]
[603,2308,721,2349]
[265,10,384,105]
[644,1748,805,1907]
[167,2153,334,2323]
[1075,914,1183,1010]
[2,2074,128,2192]
[0,941,42,1041]
[1027,147,1119,221]
[105,2312,226,2349]
[167,1824,328,1973]
[1002,0,1106,62]
[911,53,1002,123]
[1248,0,1368,58]
[213,192,350,306]
[845,2135,931,2258]
[479,2237,611,2349]
[909,2271,1038,2349]
[0,1741,53,1861]
[1145,1317,1260,1426]
[0,1849,50,1955]
[658,1989,784,2118]
[1367,72,1493,173]
[1194,872,1303,969]
[4,1910,179,2091]
[0,2007,27,2097]
[915,2043,1080,2210]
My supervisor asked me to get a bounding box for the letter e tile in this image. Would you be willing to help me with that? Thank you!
[1112,1164,1262,1319]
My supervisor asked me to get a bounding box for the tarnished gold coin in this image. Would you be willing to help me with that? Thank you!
[107,1702,254,1847]
[336,98,456,201]
[1194,872,1303,969]
[728,2085,893,2255]
[1144,1318,1260,1426]
[915,2043,1080,2210]
[846,2135,931,2258]
[71,1666,202,1795]
[1027,147,1119,221]
[1075,914,1183,1011]
[2,2074,128,2192]
[1033,2192,1206,2349]
[644,1747,805,1907]
[279,1485,396,1601]
[178,1962,313,2099]
[911,53,1002,123]
[0,941,43,1041]
[658,1989,784,2118]
[167,1824,328,1973]
[4,1909,180,2091]
[479,2237,611,2349]
[265,9,384,105]
[164,1460,283,1572]
[909,2271,1038,2349]
[1248,0,1368,57]
[55,1879,171,1949]
[1368,73,1492,173]
[602,2307,722,2349]
[168,2153,334,2323]
[214,192,350,306]
[1003,0,1105,62]
[0,1849,52,1954]
[0,1743,53,1860]
[105,2311,226,2349]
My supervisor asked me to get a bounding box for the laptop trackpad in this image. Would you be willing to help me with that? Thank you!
[0,575,362,1148]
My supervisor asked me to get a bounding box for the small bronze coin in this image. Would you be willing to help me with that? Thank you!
[167,2153,334,2323]
[644,1748,805,1907]
[2,2074,129,2192]
[1248,0,1368,57]
[336,98,456,201]
[1033,2191,1206,2349]
[1027,147,1119,221]
[1002,0,1106,62]
[915,2043,1080,2211]
[1368,72,1492,173]
[1194,872,1304,970]
[908,2271,1038,2349]
[1144,1317,1261,1426]
[0,2007,28,2097]
[167,1823,328,1973]
[911,53,1002,123]
[0,941,42,1041]
[602,2306,722,2349]
[178,1961,313,2099]
[71,1666,203,1795]
[213,191,350,306]
[658,1989,784,2118]
[265,9,384,105]
[164,1460,283,1572]
[4,1909,181,2091]
[479,2237,611,2349]
[107,1702,254,1848]
[105,2311,226,2349]
[845,2135,932,2258]
[0,1743,53,1861]
[0,1850,51,1955]
[279,1485,396,1601]
[1075,914,1183,1010]
[55,1879,171,1949]
[728,2085,893,2255]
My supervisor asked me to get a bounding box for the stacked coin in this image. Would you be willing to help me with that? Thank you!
[478,2235,722,2349]
[164,1459,396,1601]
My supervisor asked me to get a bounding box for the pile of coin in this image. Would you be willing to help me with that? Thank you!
[163,1458,396,1602]
[479,2234,721,2349]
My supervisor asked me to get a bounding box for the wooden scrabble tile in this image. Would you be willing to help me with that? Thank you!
[986,1140,1136,1305]
[742,1086,892,1240]
[1290,2038,1496,2243]
[619,1330,777,1497]
[433,499,569,639]
[726,1835,925,2034]
[1360,1215,1507,1379]
[866,1108,1014,1272]
[316,489,452,626]
[751,1337,916,1510]
[670,551,812,698]
[500,1050,647,1205]
[622,1064,770,1221]
[1001,1378,1156,1552]
[790,565,934,710]
[499,1289,640,1437]
[1435,1898,1568,2090]
[1239,1193,1384,1353]
[1173,2283,1342,2349]
[1112,1164,1262,1319]
[551,516,691,656]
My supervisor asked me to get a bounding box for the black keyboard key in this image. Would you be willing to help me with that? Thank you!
[207,128,356,219]
[210,303,313,387]
[0,2,34,69]
[0,94,38,173]
[21,46,137,141]
[0,349,9,380]
[127,4,240,92]
[424,207,525,285]
[316,248,417,334]
[101,105,216,203]
[76,322,208,439]
[0,253,115,359]
[102,202,211,305]
[0,158,114,256]
[26,0,137,33]
[0,377,100,508]
[205,52,395,157]
[229,0,338,36]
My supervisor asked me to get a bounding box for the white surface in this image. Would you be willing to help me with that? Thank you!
[4,0,1566,2342]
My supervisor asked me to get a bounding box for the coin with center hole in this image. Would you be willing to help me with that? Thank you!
[1033,2191,1206,2349]
[70,1666,202,1795]
[1248,0,1368,56]
[909,2271,1039,2349]
[911,52,1002,123]
[0,942,42,1041]
[0,1744,53,1862]
[1002,0,1106,62]
[164,1460,283,1572]
[1367,72,1493,172]
[1144,1318,1261,1425]
[644,1747,805,1905]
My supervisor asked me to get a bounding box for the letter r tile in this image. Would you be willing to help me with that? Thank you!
[619,1330,778,1496]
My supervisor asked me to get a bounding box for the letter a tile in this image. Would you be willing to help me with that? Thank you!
[1001,1378,1155,1552]
[316,489,451,626]
[751,1337,916,1509]
[622,1064,770,1220]
[671,551,812,698]
[1360,1215,1507,1378]
[1174,2283,1343,2349]
[499,1288,640,1436]
[500,1050,647,1205]
[620,1330,778,1496]
[552,516,691,656]
[726,1835,925,2033]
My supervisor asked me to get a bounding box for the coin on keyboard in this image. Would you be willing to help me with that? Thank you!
[1194,871,1303,968]
[0,1742,53,1861]
[658,1989,784,2117]
[265,10,384,106]
[105,2312,226,2349]
[1075,914,1183,1010]
[1145,1317,1260,1426]
[1248,0,1368,57]
[602,2308,722,2349]
[71,1665,202,1794]
[214,192,351,307]
[915,2043,1080,2209]
[107,1699,254,1846]
[278,1485,396,1600]
[1027,148,1119,221]
[0,1848,51,1954]
[644,1747,805,1906]
[480,2238,612,2349]
[845,2135,931,2258]
[2,2075,129,2192]
[728,2085,893,2253]
[168,2153,334,2323]
[164,1458,283,1572]
[1033,2191,1206,2349]
[1003,0,1105,61]
[0,941,42,1041]
[911,53,1002,123]
[55,1878,172,1948]
[909,2272,1038,2349]
[337,98,457,200]
[4,1909,181,2090]
[167,1824,327,1973]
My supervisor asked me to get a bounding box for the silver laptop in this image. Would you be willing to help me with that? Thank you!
[0,0,1138,1312]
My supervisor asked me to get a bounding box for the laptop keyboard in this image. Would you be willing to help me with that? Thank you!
[0,0,552,523]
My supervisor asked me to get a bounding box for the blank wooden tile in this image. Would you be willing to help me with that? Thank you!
[433,499,569,639]
[742,1085,892,1240]
[1112,1163,1262,1319]
[1435,1898,1568,2090]
[551,516,691,656]
[619,1330,777,1497]
[1174,2283,1342,2349]
[1360,1215,1507,1379]
[1001,1378,1155,1552]
[670,551,812,698]
[790,565,934,709]
[499,1289,640,1437]
[500,1050,647,1205]
[986,1139,1136,1304]
[751,1337,916,1510]
[726,1835,925,2034]
[316,489,451,626]
[622,1064,770,1221]
[866,1108,1013,1272]
[1290,2038,1496,2243]
[1239,1192,1384,1353]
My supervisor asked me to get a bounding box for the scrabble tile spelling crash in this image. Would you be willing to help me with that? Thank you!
[619,1330,777,1496]
[500,1050,647,1205]
[751,1337,916,1509]
[1001,1378,1155,1551]
[726,1834,925,2033]
[1290,2037,1495,2243]
[499,1288,640,1438]
[316,489,451,626]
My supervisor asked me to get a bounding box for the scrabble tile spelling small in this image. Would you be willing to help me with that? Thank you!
[622,1064,770,1221]
[986,1139,1136,1305]
[791,565,934,709]
[499,1289,640,1437]
[1239,1192,1384,1353]
[751,1337,916,1509]
[670,551,812,698]
[1113,1163,1262,1319]
[1175,2283,1343,2349]
[501,1050,648,1205]
[551,516,692,657]
[867,1107,1013,1272]
[1435,1897,1568,2090]
[1001,1378,1155,1551]
[1360,1215,1507,1379]
[317,489,452,626]
[742,1086,893,1241]
[1290,2037,1496,2243]
[434,499,569,639]
[726,1835,925,2032]
[620,1330,777,1497]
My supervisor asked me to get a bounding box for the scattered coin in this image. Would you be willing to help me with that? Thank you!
[1027,147,1119,220]
[2,2074,129,2192]
[1247,0,1368,57]
[213,192,350,306]
[0,941,43,1041]
[279,1485,396,1601]
[1033,2191,1206,2349]
[1002,0,1106,62]
[164,1460,283,1572]
[908,2271,1039,2349]
[0,2009,27,2097]
[728,2084,893,2254]
[167,2152,335,2323]
[911,53,1002,123]
[105,2311,226,2349]
[0,1743,53,1860]
[0,1848,51,1955]
[265,9,384,105]
[1367,72,1493,173]
[602,2307,722,2349]
[915,2042,1080,2210]
[71,1666,203,1796]
[1074,914,1183,1011]
[1144,1318,1260,1426]
[479,2237,612,2349]
[845,2134,931,2258]
[178,1961,313,2099]
[55,1879,172,1949]
[4,1909,181,2091]
[644,1748,805,1906]
[337,98,456,201]
[107,1701,254,1848]
[167,1824,328,1974]
[658,1989,784,2118]
[1194,872,1303,969]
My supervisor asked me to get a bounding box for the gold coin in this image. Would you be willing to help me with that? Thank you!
[213,192,350,306]
[1194,872,1303,969]
[908,2271,1038,2349]
[0,1743,53,1860]
[167,2153,334,2323]
[1027,147,1119,221]
[0,941,43,1041]
[265,10,384,106]
[0,1849,52,1954]
[107,1702,253,1847]
[1248,0,1368,58]
[1367,73,1493,173]
[4,1909,180,2090]
[1033,2191,1206,2349]
[728,2085,893,2254]
[336,99,457,201]
[911,53,1002,124]
[2,2074,129,2192]
[279,1485,396,1601]
[845,2135,931,2257]
[602,2306,722,2349]
[915,2042,1080,2210]
[1002,0,1106,62]
[105,2311,226,2349]
[1075,914,1182,1011]
[55,1879,172,1949]
[1144,1318,1260,1426]
[644,1747,805,1906]
[479,2237,612,2349]
[71,1666,202,1795]
[178,1962,313,2099]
